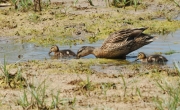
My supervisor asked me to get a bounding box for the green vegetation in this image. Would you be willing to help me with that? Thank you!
[0,57,27,88]
[164,50,176,55]
[173,0,180,7]
[1,0,180,109]
[0,0,180,45]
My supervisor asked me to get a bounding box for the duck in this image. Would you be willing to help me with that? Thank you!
[135,52,168,63]
[49,45,76,57]
[76,27,154,59]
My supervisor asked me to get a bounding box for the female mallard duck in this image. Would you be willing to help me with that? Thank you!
[135,52,168,63]
[49,45,76,57]
[77,27,154,59]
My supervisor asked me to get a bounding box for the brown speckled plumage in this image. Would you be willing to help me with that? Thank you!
[49,45,76,57]
[136,52,168,63]
[77,27,154,59]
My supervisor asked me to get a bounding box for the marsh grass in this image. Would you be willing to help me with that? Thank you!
[173,61,180,75]
[0,56,9,84]
[154,63,180,110]
[79,75,94,92]
[50,90,60,109]
[18,78,77,109]
[18,79,49,109]
[9,0,33,11]
[155,79,180,110]
[173,0,180,7]
[120,74,127,97]
[18,89,30,109]
[0,57,27,88]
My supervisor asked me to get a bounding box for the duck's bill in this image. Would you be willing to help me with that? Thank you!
[76,56,80,59]
[48,51,52,55]
[134,59,139,61]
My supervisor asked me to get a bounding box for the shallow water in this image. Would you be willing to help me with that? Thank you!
[0,30,180,66]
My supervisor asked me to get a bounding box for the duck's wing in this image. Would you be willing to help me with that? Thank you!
[101,27,148,49]
[60,50,76,56]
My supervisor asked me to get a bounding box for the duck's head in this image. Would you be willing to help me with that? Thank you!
[49,45,59,55]
[76,46,95,59]
[135,52,146,61]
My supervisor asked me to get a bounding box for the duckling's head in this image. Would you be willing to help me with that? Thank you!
[49,45,59,55]
[76,46,95,59]
[136,52,147,61]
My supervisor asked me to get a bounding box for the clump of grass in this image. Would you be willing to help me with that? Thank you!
[154,63,180,110]
[50,90,60,109]
[120,74,127,97]
[173,61,180,75]
[9,0,33,11]
[0,57,27,88]
[155,80,180,110]
[17,75,78,109]
[80,75,94,91]
[18,79,49,109]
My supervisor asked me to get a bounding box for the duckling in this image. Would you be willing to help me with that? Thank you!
[77,27,154,59]
[49,45,76,57]
[135,52,168,63]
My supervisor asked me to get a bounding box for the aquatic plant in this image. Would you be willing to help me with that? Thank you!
[164,50,176,55]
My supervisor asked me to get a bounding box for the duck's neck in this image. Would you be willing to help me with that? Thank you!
[56,47,60,52]
[85,46,101,57]
[85,46,96,57]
